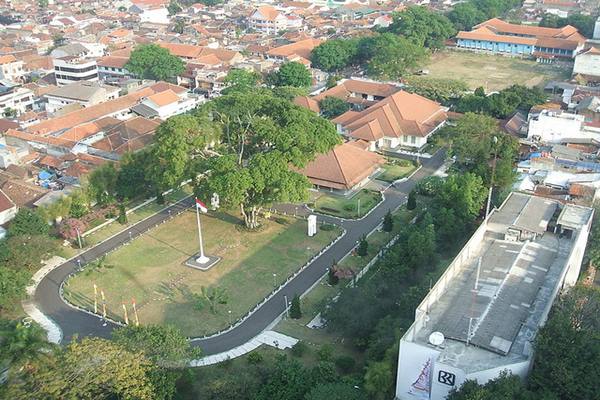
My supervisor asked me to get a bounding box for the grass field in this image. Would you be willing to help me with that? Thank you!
[377,161,416,183]
[64,211,341,337]
[314,189,382,219]
[422,51,570,91]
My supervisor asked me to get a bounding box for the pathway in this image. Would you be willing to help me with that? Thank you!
[32,151,446,356]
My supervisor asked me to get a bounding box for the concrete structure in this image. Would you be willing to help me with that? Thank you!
[573,47,600,79]
[133,89,200,119]
[0,83,34,116]
[594,16,600,40]
[53,58,99,86]
[0,55,25,84]
[44,82,120,113]
[396,192,593,400]
[528,109,594,143]
[97,56,131,81]
[249,5,302,35]
[0,189,17,225]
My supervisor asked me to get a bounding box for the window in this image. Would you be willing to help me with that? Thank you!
[411,136,416,144]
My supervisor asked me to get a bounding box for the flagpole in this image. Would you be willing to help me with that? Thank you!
[195,202,209,264]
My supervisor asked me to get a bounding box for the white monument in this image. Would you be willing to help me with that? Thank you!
[307,215,317,237]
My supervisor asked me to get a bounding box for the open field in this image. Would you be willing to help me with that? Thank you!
[422,51,570,91]
[313,189,382,219]
[64,211,341,337]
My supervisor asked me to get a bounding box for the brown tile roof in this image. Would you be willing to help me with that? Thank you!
[294,96,319,113]
[39,154,62,169]
[254,5,281,21]
[97,55,129,69]
[146,89,180,107]
[0,177,47,207]
[267,38,322,60]
[0,189,15,214]
[158,41,204,58]
[314,79,400,103]
[300,142,384,190]
[0,54,17,64]
[336,91,447,140]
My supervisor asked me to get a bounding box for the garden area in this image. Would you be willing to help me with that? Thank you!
[63,210,341,337]
[423,50,570,91]
[313,189,382,219]
[376,159,417,183]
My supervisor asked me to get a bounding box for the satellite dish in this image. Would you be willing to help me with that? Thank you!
[429,331,445,346]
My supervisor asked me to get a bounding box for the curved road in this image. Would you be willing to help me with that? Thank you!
[34,151,446,355]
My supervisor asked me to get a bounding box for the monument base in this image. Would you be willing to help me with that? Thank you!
[184,254,221,271]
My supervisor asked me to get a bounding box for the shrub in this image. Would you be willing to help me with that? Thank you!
[343,203,355,212]
[291,341,308,357]
[382,210,393,232]
[335,355,356,373]
[317,344,334,362]
[247,351,263,365]
[320,223,336,231]
[357,236,368,256]
[289,294,302,319]
[117,204,127,224]
[407,190,417,210]
[328,263,339,286]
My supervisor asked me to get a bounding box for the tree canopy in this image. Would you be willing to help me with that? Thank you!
[125,44,185,81]
[319,96,350,119]
[539,12,597,37]
[8,209,49,237]
[195,91,340,228]
[270,62,312,88]
[311,39,360,72]
[388,6,456,49]
[455,84,547,119]
[404,76,468,104]
[222,68,261,94]
[364,33,428,80]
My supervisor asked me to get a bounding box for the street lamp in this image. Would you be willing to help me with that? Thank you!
[273,273,277,287]
[228,310,232,326]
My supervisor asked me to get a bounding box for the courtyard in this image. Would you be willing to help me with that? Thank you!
[64,210,341,337]
[422,50,570,91]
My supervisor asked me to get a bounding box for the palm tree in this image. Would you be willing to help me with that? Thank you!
[0,320,56,370]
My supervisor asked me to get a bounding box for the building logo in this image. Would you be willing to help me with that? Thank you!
[409,358,432,399]
[437,370,456,386]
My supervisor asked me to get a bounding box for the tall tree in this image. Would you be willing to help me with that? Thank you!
[447,3,486,31]
[0,268,30,311]
[125,44,185,81]
[87,162,118,206]
[388,6,456,49]
[8,209,49,237]
[222,68,261,94]
[270,61,312,88]
[365,33,428,80]
[0,319,55,368]
[318,96,350,119]
[310,39,359,72]
[196,92,339,228]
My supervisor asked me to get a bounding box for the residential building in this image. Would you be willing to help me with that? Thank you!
[53,57,99,86]
[0,189,17,225]
[0,83,34,116]
[132,88,200,119]
[44,82,120,113]
[97,56,131,81]
[129,0,170,24]
[299,142,384,193]
[527,109,594,143]
[396,192,593,400]
[249,5,303,35]
[314,78,401,111]
[266,38,322,64]
[573,47,600,80]
[333,91,447,151]
[575,96,600,123]
[0,55,25,84]
[455,18,586,60]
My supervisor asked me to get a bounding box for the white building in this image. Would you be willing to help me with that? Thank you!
[396,193,593,400]
[129,2,170,24]
[573,47,600,79]
[0,55,25,84]
[0,189,17,225]
[249,5,302,35]
[132,89,200,119]
[53,58,99,86]
[0,83,34,116]
[97,56,131,81]
[44,82,120,113]
[527,109,594,143]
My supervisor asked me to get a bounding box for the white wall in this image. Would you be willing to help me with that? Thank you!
[0,204,17,225]
[528,112,586,143]
[573,53,600,78]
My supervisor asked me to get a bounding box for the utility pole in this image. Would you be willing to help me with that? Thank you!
[485,136,499,219]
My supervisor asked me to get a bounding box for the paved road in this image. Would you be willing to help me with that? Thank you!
[34,151,446,355]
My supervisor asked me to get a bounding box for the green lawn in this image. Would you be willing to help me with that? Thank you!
[64,211,341,337]
[314,189,382,219]
[422,50,570,91]
[377,161,417,183]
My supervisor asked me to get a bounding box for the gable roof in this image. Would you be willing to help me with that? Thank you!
[335,91,447,140]
[267,38,321,60]
[145,89,180,107]
[300,142,384,190]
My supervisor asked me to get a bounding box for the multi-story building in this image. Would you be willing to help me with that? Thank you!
[53,57,99,86]
[456,18,586,61]
[396,192,593,400]
[0,55,25,84]
[249,5,302,35]
[44,82,120,113]
[0,83,34,116]
[97,56,131,82]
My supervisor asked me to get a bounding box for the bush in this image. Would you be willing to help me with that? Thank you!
[117,204,127,224]
[335,355,356,373]
[328,263,339,286]
[289,294,302,319]
[58,218,88,240]
[407,190,417,210]
[317,344,334,362]
[343,203,355,212]
[291,341,308,357]
[8,209,49,237]
[320,223,336,231]
[357,236,368,256]
[382,210,393,232]
[247,351,263,365]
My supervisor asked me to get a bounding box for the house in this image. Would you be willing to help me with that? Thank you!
[0,55,25,84]
[575,96,600,123]
[0,83,34,116]
[266,38,321,64]
[249,5,303,35]
[333,91,447,151]
[527,109,591,143]
[0,188,17,225]
[573,47,600,82]
[97,56,131,81]
[133,88,199,119]
[158,42,204,60]
[299,142,384,193]
[129,0,170,24]
[455,18,586,61]
[44,82,120,113]
[314,78,401,111]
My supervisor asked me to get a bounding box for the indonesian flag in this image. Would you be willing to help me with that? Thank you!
[195,198,208,213]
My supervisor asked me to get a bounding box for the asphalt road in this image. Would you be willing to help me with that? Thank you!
[34,151,446,355]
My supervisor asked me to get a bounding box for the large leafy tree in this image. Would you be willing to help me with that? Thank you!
[310,39,360,72]
[125,44,185,81]
[196,91,340,228]
[0,268,30,311]
[270,61,312,88]
[0,319,55,368]
[8,209,49,237]
[447,371,538,400]
[87,162,118,206]
[4,338,157,399]
[404,76,468,104]
[222,68,261,94]
[388,6,456,49]
[365,33,428,80]
[447,3,486,31]
[319,96,350,119]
